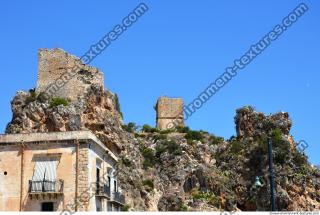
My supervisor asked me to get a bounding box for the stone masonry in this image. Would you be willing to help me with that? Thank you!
[36,48,104,102]
[156,97,184,130]
[77,143,90,211]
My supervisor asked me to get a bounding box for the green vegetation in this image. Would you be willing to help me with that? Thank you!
[142,124,159,133]
[228,135,236,141]
[26,89,49,104]
[269,128,291,165]
[114,93,123,118]
[256,128,288,153]
[155,144,167,158]
[140,145,156,169]
[159,129,174,134]
[185,129,204,144]
[180,205,188,211]
[270,128,283,147]
[122,122,138,133]
[155,139,183,157]
[49,97,69,108]
[229,140,243,154]
[191,190,220,208]
[209,135,224,145]
[257,135,269,153]
[154,134,167,141]
[121,157,132,167]
[261,116,274,131]
[298,165,309,175]
[293,151,308,167]
[176,126,190,133]
[142,179,155,190]
[166,140,183,155]
[135,133,146,138]
[122,205,131,212]
[200,129,209,135]
[274,151,288,165]
[26,90,37,104]
[143,159,155,169]
[36,92,49,102]
[255,128,306,168]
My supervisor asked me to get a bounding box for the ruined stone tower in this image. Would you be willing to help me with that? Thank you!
[36,48,104,101]
[156,97,184,130]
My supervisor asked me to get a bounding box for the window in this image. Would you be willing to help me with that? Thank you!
[114,204,119,212]
[96,168,100,184]
[96,198,102,212]
[114,180,117,192]
[33,159,58,181]
[96,160,101,190]
[32,158,58,192]
[41,202,54,211]
[107,202,113,211]
[108,176,111,187]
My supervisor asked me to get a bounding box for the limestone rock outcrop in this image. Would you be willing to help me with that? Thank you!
[4,48,319,211]
[118,110,319,211]
[235,106,292,138]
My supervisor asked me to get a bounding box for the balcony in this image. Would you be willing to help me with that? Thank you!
[96,183,111,199]
[28,179,64,199]
[113,191,125,205]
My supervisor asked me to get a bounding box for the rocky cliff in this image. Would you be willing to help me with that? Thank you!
[4,50,319,211]
[118,108,319,211]
[6,85,124,153]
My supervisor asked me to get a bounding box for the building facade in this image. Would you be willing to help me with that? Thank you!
[0,131,125,212]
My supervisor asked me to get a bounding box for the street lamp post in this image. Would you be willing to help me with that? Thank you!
[268,137,276,211]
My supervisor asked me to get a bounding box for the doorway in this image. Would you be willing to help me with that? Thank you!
[41,202,54,211]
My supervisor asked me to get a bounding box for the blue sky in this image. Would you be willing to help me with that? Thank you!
[0,1,319,165]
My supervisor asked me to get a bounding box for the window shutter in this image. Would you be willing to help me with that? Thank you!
[44,160,58,182]
[32,158,58,192]
[44,160,58,191]
[32,161,46,191]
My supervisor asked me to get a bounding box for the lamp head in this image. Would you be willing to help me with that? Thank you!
[255,176,262,188]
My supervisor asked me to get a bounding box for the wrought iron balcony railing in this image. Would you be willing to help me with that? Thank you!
[28,179,64,193]
[113,191,125,205]
[96,183,111,198]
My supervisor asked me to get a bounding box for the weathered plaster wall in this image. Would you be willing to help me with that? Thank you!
[0,145,21,211]
[0,142,76,211]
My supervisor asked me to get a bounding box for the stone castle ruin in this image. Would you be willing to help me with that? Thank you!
[155,97,184,130]
[36,49,185,131]
[36,48,104,101]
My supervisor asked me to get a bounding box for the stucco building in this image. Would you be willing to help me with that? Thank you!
[0,131,125,212]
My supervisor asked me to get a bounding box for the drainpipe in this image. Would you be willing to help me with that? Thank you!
[19,140,25,212]
[75,139,80,212]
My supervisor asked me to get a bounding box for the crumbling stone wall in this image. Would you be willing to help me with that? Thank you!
[156,97,184,130]
[36,48,104,102]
